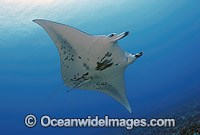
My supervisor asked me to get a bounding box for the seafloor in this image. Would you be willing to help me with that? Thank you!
[130,99,200,135]
[108,99,200,135]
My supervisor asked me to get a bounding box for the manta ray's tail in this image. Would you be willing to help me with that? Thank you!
[44,84,65,103]
[44,79,92,103]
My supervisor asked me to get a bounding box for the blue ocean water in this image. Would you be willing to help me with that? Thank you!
[0,0,200,134]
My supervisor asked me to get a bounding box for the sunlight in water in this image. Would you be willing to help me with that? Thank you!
[0,0,126,46]
[2,0,55,4]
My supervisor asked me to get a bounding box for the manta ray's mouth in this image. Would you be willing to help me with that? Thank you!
[115,31,130,41]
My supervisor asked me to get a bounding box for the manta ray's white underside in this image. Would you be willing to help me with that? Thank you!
[33,19,143,113]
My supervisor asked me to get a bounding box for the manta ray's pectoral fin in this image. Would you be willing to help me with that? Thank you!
[66,78,92,93]
[33,19,94,55]
[80,73,132,113]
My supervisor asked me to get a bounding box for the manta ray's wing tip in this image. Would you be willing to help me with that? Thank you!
[123,100,132,113]
[32,19,41,24]
[129,109,132,114]
[127,105,132,114]
[32,19,46,24]
[32,19,39,23]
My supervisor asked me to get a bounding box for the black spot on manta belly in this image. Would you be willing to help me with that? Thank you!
[64,56,68,60]
[86,67,89,70]
[63,50,66,54]
[61,44,67,50]
[105,52,112,57]
[96,59,113,71]
[100,52,112,62]
[83,63,90,70]
[84,72,89,76]
[72,72,89,82]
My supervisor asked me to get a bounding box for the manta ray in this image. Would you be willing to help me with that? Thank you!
[33,19,143,113]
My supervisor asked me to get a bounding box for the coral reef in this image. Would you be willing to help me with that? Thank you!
[131,99,200,135]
